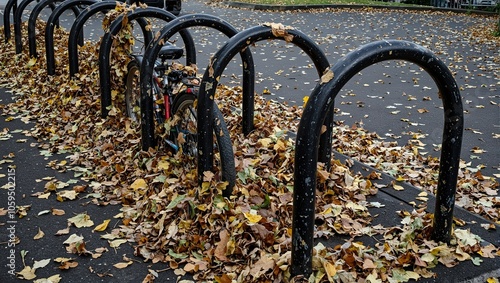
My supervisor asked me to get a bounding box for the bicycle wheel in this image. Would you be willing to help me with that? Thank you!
[124,59,141,123]
[172,93,236,196]
[125,59,165,125]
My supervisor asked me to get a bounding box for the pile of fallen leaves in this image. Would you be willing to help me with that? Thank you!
[0,5,498,283]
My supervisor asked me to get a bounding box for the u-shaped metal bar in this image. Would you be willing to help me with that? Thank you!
[140,14,258,151]
[192,24,329,187]
[14,0,41,53]
[28,0,81,58]
[67,1,152,77]
[4,0,18,42]
[292,39,463,277]
[13,0,63,54]
[98,6,196,117]
[45,0,99,75]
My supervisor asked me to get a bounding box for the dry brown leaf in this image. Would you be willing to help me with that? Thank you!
[33,228,45,240]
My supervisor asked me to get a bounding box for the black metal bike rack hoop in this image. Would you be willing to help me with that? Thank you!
[292,39,463,277]
[3,0,18,42]
[14,0,43,53]
[99,6,197,118]
[67,1,152,77]
[28,0,85,59]
[12,0,63,53]
[192,24,330,186]
[45,0,99,75]
[139,13,257,150]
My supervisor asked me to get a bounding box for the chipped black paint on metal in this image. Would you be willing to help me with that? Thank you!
[99,7,196,117]
[45,0,99,75]
[293,40,463,277]
[195,24,329,195]
[140,14,255,154]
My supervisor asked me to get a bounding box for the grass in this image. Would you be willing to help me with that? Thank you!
[232,0,431,7]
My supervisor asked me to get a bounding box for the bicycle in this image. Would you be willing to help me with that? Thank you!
[124,43,236,195]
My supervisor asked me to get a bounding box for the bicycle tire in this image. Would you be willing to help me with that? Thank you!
[172,93,236,196]
[125,59,165,125]
[124,59,141,123]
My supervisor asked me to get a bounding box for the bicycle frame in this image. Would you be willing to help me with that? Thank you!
[129,51,199,152]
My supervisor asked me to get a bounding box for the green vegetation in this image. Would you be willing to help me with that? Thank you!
[235,0,431,7]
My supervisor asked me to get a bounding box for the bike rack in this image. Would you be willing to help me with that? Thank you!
[140,14,256,151]
[292,39,463,277]
[3,0,18,42]
[1,4,466,278]
[194,24,330,186]
[3,0,52,42]
[13,0,65,54]
[28,0,84,58]
[98,7,196,118]
[45,0,99,75]
[67,1,151,77]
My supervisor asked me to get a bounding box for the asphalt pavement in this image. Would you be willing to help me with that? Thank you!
[0,0,499,282]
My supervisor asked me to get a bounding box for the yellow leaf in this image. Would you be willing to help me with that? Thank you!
[111,90,119,100]
[45,181,57,191]
[258,138,273,148]
[26,57,37,67]
[324,262,337,277]
[93,219,111,232]
[418,191,428,197]
[130,178,147,190]
[244,211,262,224]
[393,183,404,191]
[157,160,170,170]
[302,96,309,107]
